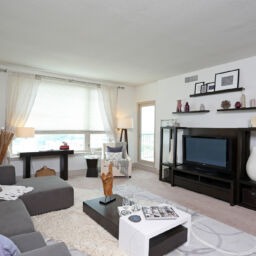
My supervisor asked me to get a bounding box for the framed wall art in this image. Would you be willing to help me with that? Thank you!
[194,82,204,94]
[206,82,215,93]
[200,84,207,94]
[214,69,239,91]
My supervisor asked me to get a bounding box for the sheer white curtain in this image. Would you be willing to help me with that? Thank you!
[5,72,39,131]
[26,79,103,131]
[97,85,118,142]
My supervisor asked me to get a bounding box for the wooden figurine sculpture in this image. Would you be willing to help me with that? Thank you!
[100,162,116,205]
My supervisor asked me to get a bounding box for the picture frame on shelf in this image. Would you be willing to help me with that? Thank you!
[194,82,204,94]
[206,82,215,92]
[161,119,172,127]
[200,84,207,94]
[214,69,239,91]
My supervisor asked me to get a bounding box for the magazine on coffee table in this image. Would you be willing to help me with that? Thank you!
[142,205,179,220]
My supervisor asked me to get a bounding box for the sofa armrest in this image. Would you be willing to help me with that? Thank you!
[21,242,71,256]
[10,232,46,253]
[0,200,35,237]
[0,165,16,185]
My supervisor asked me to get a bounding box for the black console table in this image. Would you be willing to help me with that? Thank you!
[20,150,74,180]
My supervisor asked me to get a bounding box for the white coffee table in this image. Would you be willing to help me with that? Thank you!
[119,206,191,256]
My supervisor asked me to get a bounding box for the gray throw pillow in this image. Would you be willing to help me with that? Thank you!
[106,146,123,153]
[0,235,21,256]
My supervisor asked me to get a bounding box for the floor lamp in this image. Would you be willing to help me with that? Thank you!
[117,117,133,154]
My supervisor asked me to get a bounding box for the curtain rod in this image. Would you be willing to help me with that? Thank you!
[35,74,101,87]
[0,67,101,87]
[0,67,126,88]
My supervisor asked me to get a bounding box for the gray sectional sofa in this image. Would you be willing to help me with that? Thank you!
[0,165,74,256]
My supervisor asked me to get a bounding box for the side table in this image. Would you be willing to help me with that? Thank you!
[84,155,99,177]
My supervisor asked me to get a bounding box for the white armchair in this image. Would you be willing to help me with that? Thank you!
[101,142,132,177]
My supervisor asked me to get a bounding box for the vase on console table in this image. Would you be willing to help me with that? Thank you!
[246,147,256,181]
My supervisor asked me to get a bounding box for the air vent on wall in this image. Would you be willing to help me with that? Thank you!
[185,75,198,83]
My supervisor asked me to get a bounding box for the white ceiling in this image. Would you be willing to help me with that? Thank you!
[1,0,256,86]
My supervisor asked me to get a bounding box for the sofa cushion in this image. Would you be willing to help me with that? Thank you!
[10,232,46,253]
[0,165,16,185]
[17,176,74,216]
[0,200,34,237]
[0,234,21,256]
[21,242,71,256]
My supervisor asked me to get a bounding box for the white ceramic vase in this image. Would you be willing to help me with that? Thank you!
[246,147,256,181]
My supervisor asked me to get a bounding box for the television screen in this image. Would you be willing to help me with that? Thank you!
[183,135,229,171]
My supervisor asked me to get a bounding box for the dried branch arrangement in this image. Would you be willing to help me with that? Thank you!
[0,129,14,164]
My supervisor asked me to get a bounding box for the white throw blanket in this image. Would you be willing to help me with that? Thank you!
[0,185,33,200]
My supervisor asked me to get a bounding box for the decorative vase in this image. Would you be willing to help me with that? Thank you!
[184,102,190,112]
[241,94,246,107]
[176,100,182,112]
[246,147,256,181]
[235,101,241,109]
[200,104,205,111]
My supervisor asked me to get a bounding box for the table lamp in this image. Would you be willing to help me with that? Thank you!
[15,127,35,138]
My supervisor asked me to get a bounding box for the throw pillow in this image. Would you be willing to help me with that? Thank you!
[105,152,123,161]
[106,146,123,153]
[0,235,21,256]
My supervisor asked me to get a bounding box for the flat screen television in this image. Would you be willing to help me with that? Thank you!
[182,135,232,174]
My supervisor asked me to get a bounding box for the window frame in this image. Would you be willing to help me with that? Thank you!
[11,130,108,156]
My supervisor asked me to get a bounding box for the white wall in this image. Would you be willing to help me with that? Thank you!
[135,55,256,169]
[0,72,7,127]
[116,87,136,161]
[0,71,136,176]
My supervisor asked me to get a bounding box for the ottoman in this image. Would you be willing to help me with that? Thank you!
[17,176,74,216]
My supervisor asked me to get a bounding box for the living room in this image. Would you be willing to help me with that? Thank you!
[1,1,256,256]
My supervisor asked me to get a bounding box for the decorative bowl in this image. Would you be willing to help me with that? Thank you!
[221,100,231,109]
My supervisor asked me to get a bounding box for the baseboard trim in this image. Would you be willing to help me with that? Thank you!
[133,162,158,173]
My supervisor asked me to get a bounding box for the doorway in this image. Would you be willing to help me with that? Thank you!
[138,101,155,166]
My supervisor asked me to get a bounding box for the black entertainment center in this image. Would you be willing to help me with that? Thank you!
[159,127,256,209]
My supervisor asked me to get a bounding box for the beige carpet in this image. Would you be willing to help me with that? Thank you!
[32,188,126,256]
[68,169,256,236]
[32,185,256,256]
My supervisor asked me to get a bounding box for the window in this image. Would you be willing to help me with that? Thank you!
[11,79,108,154]
[138,102,155,164]
[26,79,103,131]
[12,133,85,154]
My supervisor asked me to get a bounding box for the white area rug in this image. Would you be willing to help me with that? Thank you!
[32,185,256,256]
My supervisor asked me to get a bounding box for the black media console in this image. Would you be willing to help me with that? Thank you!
[172,165,235,205]
[159,127,256,209]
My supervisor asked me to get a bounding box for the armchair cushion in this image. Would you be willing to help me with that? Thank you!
[105,152,123,161]
[101,142,132,177]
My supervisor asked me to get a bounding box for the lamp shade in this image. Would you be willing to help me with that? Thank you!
[15,127,35,138]
[117,117,133,129]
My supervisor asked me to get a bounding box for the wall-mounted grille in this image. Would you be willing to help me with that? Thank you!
[185,75,198,83]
